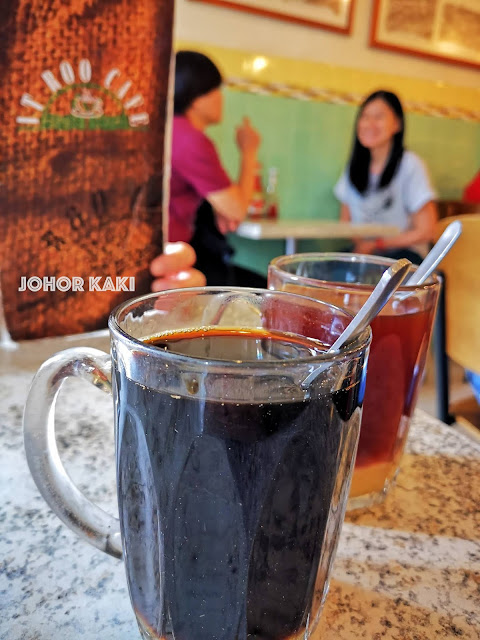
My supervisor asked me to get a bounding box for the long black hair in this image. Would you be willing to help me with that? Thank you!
[348,90,405,194]
[174,51,222,115]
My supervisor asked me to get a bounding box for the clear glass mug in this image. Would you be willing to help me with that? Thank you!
[268,254,441,510]
[24,287,370,640]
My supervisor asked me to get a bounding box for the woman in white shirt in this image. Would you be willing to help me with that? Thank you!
[334,90,438,264]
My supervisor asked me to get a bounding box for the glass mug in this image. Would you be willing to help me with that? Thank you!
[268,254,441,510]
[24,287,370,640]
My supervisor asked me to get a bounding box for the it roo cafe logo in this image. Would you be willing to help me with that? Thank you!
[16,58,149,131]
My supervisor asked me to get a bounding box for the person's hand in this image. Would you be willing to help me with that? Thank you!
[353,239,379,255]
[235,117,261,154]
[216,214,240,235]
[149,242,206,292]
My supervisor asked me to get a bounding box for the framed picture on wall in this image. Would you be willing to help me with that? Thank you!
[189,0,356,34]
[370,0,480,70]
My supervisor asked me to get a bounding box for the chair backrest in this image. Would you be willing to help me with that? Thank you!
[435,214,480,374]
[437,200,480,219]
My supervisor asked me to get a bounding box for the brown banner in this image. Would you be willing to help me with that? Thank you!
[0,0,173,340]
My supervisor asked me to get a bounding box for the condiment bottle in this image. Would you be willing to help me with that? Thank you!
[247,163,266,220]
[265,167,279,220]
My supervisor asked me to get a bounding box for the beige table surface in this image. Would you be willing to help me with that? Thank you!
[236,220,400,254]
[236,220,400,240]
[0,334,479,639]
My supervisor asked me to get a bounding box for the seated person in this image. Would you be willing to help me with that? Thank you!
[170,50,266,287]
[334,90,437,265]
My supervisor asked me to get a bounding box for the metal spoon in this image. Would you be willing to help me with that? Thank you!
[301,258,412,388]
[403,219,462,287]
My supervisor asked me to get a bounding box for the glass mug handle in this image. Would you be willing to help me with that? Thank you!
[23,347,122,559]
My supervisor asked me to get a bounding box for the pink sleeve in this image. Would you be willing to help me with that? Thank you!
[172,128,232,197]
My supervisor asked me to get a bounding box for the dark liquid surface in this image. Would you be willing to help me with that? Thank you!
[145,327,327,361]
[115,328,362,640]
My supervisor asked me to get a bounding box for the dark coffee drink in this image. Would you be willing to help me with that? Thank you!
[114,328,362,640]
[24,289,370,640]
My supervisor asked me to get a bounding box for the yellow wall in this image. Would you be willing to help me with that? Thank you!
[175,0,480,115]
[176,40,480,118]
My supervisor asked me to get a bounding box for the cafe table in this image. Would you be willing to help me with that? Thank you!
[236,220,400,254]
[1,333,479,639]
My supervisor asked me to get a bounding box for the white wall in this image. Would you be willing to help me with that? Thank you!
[175,0,480,89]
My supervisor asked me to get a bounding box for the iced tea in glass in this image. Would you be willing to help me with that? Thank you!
[269,254,440,509]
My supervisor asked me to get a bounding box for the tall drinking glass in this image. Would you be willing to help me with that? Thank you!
[269,254,441,510]
[24,287,370,640]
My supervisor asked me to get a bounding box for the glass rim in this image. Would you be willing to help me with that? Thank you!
[269,252,441,293]
[108,286,372,368]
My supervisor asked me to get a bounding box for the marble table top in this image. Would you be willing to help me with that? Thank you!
[1,334,479,640]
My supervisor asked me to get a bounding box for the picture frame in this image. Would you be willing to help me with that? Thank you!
[189,0,356,34]
[370,0,480,70]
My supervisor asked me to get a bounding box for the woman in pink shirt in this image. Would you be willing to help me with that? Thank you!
[168,50,265,286]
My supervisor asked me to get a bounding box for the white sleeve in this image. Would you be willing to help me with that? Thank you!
[403,153,436,213]
[334,171,349,203]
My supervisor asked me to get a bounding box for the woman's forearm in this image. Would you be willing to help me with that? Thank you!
[381,201,437,248]
[339,203,352,223]
[237,149,258,210]
[207,149,258,224]
[383,228,429,248]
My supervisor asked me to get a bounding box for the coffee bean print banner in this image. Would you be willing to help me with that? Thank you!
[0,0,174,340]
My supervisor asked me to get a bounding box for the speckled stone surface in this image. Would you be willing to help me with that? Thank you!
[1,335,479,639]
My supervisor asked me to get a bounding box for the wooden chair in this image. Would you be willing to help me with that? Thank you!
[436,200,480,219]
[433,214,480,428]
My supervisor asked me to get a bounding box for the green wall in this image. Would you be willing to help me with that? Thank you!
[207,89,480,276]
